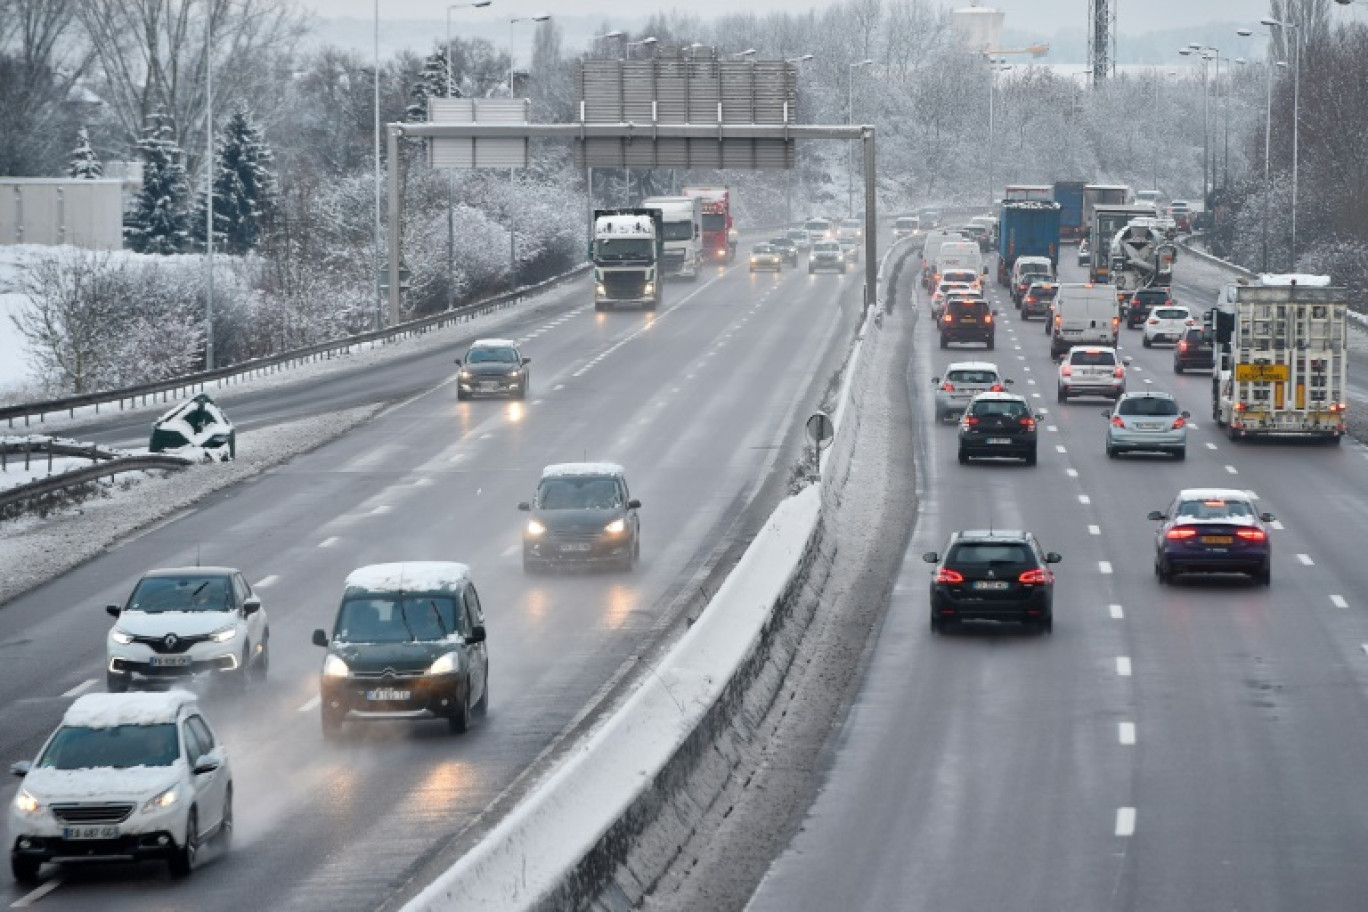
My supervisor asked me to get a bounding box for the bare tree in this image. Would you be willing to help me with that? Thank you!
[0,0,95,174]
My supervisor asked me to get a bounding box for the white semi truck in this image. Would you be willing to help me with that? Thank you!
[1210,274,1348,442]
[639,195,703,281]
[591,208,664,312]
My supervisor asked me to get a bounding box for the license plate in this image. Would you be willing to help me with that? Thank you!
[365,688,411,701]
[987,438,1012,444]
[1202,536,1235,545]
[961,318,977,323]
[478,381,499,390]
[64,825,119,840]
[973,580,1010,590]
[1138,422,1164,430]
[560,542,592,552]
[149,655,191,668]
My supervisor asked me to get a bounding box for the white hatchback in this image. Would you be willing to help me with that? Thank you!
[8,690,232,883]
[1143,305,1194,347]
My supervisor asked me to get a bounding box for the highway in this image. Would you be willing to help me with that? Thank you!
[745,247,1368,910]
[0,253,865,910]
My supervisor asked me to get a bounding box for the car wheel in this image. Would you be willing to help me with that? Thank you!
[1254,562,1272,586]
[10,856,41,885]
[218,786,234,851]
[1156,559,1172,585]
[1056,386,1067,403]
[595,301,608,312]
[321,708,344,741]
[456,389,470,401]
[957,448,970,465]
[1172,448,1186,461]
[168,809,199,878]
[1174,362,1184,374]
[516,385,527,400]
[522,555,541,575]
[1024,448,1037,466]
[1037,613,1053,634]
[930,613,944,634]
[474,670,489,717]
[106,672,130,693]
[986,336,995,350]
[449,682,472,734]
[939,335,948,350]
[1143,335,1152,348]
[1106,445,1118,458]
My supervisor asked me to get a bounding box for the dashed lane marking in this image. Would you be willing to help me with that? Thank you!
[1079,494,1091,504]
[1117,656,1132,676]
[1056,445,1067,453]
[62,680,96,699]
[318,537,339,548]
[255,575,279,589]
[1225,465,1238,474]
[1332,595,1348,609]
[1206,442,1218,450]
[1099,561,1113,574]
[1067,468,1078,477]
[1110,604,1124,619]
[299,696,320,713]
[1297,554,1314,566]
[1089,525,1101,535]
[1116,807,1137,837]
[1119,722,1136,745]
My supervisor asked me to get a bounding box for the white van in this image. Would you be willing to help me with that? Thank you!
[933,241,984,286]
[1049,283,1120,359]
[921,230,965,287]
[803,217,835,244]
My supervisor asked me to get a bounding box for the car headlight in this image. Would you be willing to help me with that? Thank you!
[428,652,461,675]
[110,628,134,645]
[595,283,606,295]
[209,624,238,643]
[604,518,626,535]
[525,519,546,537]
[507,370,521,378]
[142,786,178,814]
[321,654,350,678]
[460,369,473,379]
[644,283,655,295]
[13,789,40,815]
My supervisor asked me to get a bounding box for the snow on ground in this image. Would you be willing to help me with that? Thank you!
[0,444,112,491]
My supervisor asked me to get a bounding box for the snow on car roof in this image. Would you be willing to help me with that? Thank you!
[1177,487,1254,502]
[140,566,236,578]
[63,691,196,728]
[344,562,472,593]
[470,338,518,348]
[541,462,625,479]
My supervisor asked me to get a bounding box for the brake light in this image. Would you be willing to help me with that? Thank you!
[1060,365,1072,377]
[1113,366,1125,378]
[1148,318,1159,325]
[941,382,955,391]
[943,313,953,323]
[1236,528,1267,542]
[985,314,994,324]
[1019,417,1036,429]
[1178,340,1189,352]
[1018,568,1049,584]
[990,384,1003,392]
[1166,527,1198,540]
[1185,318,1195,326]
[935,568,964,584]
[962,415,979,426]
[1172,416,1186,429]
[1112,316,1120,331]
[1111,415,1125,428]
[1024,296,1036,304]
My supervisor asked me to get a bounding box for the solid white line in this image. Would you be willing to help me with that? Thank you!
[1088,525,1101,535]
[1109,604,1124,619]
[10,876,65,907]
[1099,561,1113,574]
[254,574,279,589]
[553,383,565,391]
[1225,464,1238,474]
[449,453,466,463]
[298,695,320,713]
[62,679,96,699]
[1331,595,1348,609]
[1297,553,1314,566]
[501,544,520,558]
[318,537,339,548]
[1271,520,1285,530]
[1116,656,1132,676]
[1116,807,1137,836]
[1119,722,1136,745]
[1206,442,1218,450]
[370,505,392,515]
[1079,494,1091,504]
[1066,468,1079,478]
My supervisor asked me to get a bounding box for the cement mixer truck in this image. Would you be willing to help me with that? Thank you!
[1108,217,1178,298]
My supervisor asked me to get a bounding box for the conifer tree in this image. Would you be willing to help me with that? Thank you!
[68,127,103,178]
[198,108,278,254]
[125,108,191,254]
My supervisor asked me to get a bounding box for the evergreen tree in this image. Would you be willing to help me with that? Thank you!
[198,108,278,255]
[125,107,191,254]
[408,49,454,121]
[68,127,103,178]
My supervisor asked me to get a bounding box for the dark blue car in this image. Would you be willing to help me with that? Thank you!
[1149,488,1274,585]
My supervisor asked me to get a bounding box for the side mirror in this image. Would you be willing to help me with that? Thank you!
[243,596,262,616]
[467,624,487,644]
[1181,410,1191,419]
[522,357,532,365]
[517,502,531,512]
[453,358,462,365]
[1035,409,1048,418]
[921,552,940,564]
[1044,552,1062,564]
[106,604,121,618]
[627,498,642,509]
[192,757,221,776]
[1147,511,1166,521]
[1004,378,1015,385]
[311,629,329,648]
[1122,356,1133,366]
[11,760,32,778]
[1260,512,1276,523]
[1102,409,1113,418]
[931,376,941,385]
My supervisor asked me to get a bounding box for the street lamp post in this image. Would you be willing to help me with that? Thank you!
[204,5,214,369]
[986,57,1011,208]
[447,2,492,96]
[587,32,625,228]
[507,14,550,278]
[784,54,814,223]
[847,59,873,216]
[373,0,382,328]
[1180,44,1222,221]
[444,2,492,310]
[1263,16,1300,269]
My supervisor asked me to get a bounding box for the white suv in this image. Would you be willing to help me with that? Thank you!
[106,567,269,692]
[8,690,232,882]
[1143,305,1194,347]
[1058,346,1131,402]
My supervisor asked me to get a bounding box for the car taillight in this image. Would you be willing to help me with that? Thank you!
[1111,415,1125,428]
[1166,527,1198,540]
[1019,417,1036,428]
[1178,340,1189,352]
[943,313,953,323]
[1112,316,1120,331]
[1172,416,1186,429]
[1018,568,1049,584]
[1024,296,1036,304]
[1148,318,1159,325]
[1237,528,1267,541]
[941,382,955,391]
[1113,366,1125,378]
[1185,318,1195,326]
[1060,365,1072,377]
[990,384,1003,392]
[936,568,964,584]
[962,415,979,426]
[985,314,994,324]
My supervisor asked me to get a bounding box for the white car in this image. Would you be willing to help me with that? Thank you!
[8,690,232,883]
[932,361,1012,422]
[1143,305,1195,348]
[1058,346,1131,402]
[105,567,269,693]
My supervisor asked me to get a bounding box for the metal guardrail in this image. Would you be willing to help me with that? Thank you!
[0,453,194,515]
[1,264,592,429]
[2,437,123,466]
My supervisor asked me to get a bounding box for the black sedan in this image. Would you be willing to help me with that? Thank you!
[923,530,1061,633]
[1149,487,1274,585]
[519,463,641,572]
[1173,327,1216,373]
[957,392,1043,465]
[456,338,530,400]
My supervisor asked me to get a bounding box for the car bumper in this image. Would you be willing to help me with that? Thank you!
[1146,330,1183,344]
[931,587,1051,622]
[810,259,845,271]
[942,328,993,343]
[1109,428,1187,450]
[320,674,468,722]
[1175,354,1215,370]
[107,646,241,681]
[459,378,524,396]
[10,830,186,865]
[959,434,1035,458]
[524,535,633,565]
[1061,381,1124,397]
[1160,548,1268,576]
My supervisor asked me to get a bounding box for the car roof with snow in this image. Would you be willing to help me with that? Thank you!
[541,462,626,479]
[945,360,1002,373]
[469,338,518,349]
[62,690,198,728]
[343,562,472,595]
[138,566,237,579]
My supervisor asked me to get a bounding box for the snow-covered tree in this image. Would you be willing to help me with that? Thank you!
[197,108,278,255]
[68,127,104,178]
[126,107,192,254]
[408,49,453,121]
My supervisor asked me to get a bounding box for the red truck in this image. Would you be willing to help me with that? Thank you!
[681,186,736,264]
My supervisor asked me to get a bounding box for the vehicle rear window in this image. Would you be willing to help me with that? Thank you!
[1069,350,1116,366]
[1118,397,1179,416]
[1154,308,1188,319]
[949,543,1032,565]
[1027,287,1057,300]
[1135,290,1170,302]
[1175,499,1252,520]
[970,399,1028,418]
[947,370,998,384]
[950,300,990,316]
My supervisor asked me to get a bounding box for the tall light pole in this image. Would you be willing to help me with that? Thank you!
[442,3,491,310]
[447,2,493,97]
[784,54,814,223]
[373,0,383,328]
[1240,22,1289,272]
[507,14,550,279]
[204,4,214,369]
[587,31,625,228]
[1179,45,1220,221]
[847,58,873,217]
[1263,16,1300,269]
[986,57,1011,208]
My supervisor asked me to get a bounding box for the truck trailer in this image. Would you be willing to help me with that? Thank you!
[591,208,664,312]
[1053,181,1086,242]
[997,200,1061,286]
[1082,184,1132,243]
[639,195,703,281]
[1210,274,1348,442]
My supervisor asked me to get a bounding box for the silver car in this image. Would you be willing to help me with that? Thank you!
[932,361,1011,422]
[1105,391,1189,459]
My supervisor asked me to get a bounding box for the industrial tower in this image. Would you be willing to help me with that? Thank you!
[1088,0,1117,83]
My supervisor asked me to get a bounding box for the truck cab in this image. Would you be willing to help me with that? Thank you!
[592,209,664,312]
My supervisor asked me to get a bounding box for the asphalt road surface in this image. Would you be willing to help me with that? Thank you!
[745,248,1368,911]
[0,252,865,910]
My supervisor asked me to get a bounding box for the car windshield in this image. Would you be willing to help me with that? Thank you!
[467,347,519,364]
[1070,350,1116,366]
[787,230,807,241]
[38,724,180,770]
[1175,499,1253,520]
[594,238,654,260]
[537,477,621,510]
[334,596,461,643]
[896,219,917,229]
[1028,288,1057,300]
[753,245,774,254]
[947,370,999,385]
[1154,308,1188,319]
[1118,397,1179,417]
[701,213,726,231]
[661,222,693,241]
[804,221,829,232]
[770,239,792,248]
[127,576,231,613]
[971,399,1028,418]
[814,243,839,252]
[949,543,1032,565]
